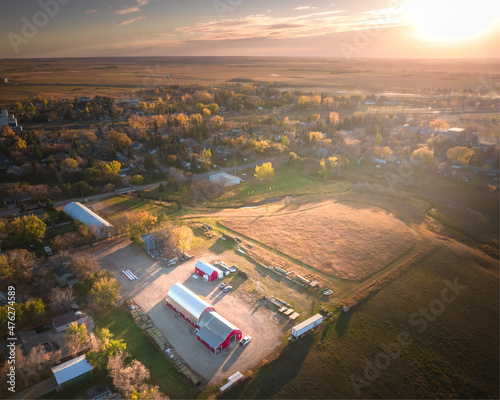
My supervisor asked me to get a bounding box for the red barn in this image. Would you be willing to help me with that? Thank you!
[196,311,242,354]
[165,283,215,328]
[195,261,223,282]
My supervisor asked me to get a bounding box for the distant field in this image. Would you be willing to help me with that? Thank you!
[1,57,498,107]
[222,201,416,280]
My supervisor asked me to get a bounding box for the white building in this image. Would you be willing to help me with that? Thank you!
[209,172,242,187]
[64,202,115,238]
[51,355,93,390]
[0,109,21,132]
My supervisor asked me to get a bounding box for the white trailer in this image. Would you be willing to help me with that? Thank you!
[291,314,323,338]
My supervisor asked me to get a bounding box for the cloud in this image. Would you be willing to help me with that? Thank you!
[172,8,408,42]
[295,6,318,10]
[114,7,140,15]
[136,0,149,5]
[86,10,96,14]
[115,16,145,25]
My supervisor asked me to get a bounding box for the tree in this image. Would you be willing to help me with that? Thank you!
[200,148,212,170]
[48,287,75,312]
[61,158,79,172]
[254,162,274,180]
[89,275,120,306]
[288,151,299,166]
[309,131,323,142]
[374,132,382,146]
[5,215,46,249]
[158,182,165,193]
[144,154,157,170]
[373,146,393,159]
[108,350,155,399]
[446,146,475,165]
[170,226,193,253]
[429,118,450,131]
[66,322,89,355]
[412,146,435,165]
[70,252,101,280]
[132,175,144,185]
[0,249,39,283]
[23,298,46,327]
[19,202,27,213]
[86,328,126,371]
[328,111,339,124]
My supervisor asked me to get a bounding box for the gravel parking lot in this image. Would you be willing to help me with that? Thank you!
[96,238,287,383]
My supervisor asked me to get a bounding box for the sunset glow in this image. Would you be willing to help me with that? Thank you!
[408,0,499,42]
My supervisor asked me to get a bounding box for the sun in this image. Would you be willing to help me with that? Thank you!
[407,0,499,43]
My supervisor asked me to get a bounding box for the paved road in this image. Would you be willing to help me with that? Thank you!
[8,376,58,399]
[0,155,286,217]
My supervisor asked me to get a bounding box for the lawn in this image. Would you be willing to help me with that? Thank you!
[94,307,199,399]
[221,200,416,280]
[222,241,499,399]
[216,165,352,207]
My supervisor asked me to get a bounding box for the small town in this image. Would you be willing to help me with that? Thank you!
[0,1,498,400]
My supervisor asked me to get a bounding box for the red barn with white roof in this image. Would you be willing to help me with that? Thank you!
[195,261,223,282]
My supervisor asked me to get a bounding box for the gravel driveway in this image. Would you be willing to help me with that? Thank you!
[97,239,287,383]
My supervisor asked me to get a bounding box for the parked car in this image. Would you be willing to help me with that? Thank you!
[183,253,194,260]
[219,282,228,289]
[43,246,52,256]
[223,285,233,292]
[240,335,252,346]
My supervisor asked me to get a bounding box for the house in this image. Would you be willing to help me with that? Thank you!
[1,77,8,83]
[165,283,215,328]
[0,109,21,132]
[194,261,223,282]
[209,172,242,187]
[371,157,387,164]
[54,266,78,288]
[51,311,87,333]
[51,355,93,390]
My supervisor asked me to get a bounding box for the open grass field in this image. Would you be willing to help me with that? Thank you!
[221,200,416,280]
[221,240,499,399]
[1,57,498,107]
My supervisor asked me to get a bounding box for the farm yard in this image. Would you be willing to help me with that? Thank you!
[221,200,417,280]
[92,237,286,384]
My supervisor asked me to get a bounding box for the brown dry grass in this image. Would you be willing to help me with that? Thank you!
[222,201,416,280]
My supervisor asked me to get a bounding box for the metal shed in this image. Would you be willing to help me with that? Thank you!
[165,283,215,328]
[63,202,115,238]
[196,310,242,354]
[195,261,223,282]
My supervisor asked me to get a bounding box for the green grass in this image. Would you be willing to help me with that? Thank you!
[94,307,199,399]
[222,243,499,399]
[216,165,351,207]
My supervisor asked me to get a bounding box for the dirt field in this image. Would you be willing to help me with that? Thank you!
[94,238,286,384]
[221,200,416,280]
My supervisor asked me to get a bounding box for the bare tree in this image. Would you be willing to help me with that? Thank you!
[65,322,89,355]
[108,350,152,398]
[48,287,75,312]
[70,252,101,280]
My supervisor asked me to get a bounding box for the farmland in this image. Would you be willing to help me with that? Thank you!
[221,200,417,280]
[221,241,499,399]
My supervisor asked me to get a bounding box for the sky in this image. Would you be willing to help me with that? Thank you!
[1,0,499,58]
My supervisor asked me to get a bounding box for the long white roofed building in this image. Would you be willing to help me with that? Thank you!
[64,202,115,238]
[165,283,215,328]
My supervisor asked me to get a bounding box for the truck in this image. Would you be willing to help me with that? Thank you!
[291,314,323,339]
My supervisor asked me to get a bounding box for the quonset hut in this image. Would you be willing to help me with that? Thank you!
[165,283,243,354]
[165,283,215,328]
[63,202,115,239]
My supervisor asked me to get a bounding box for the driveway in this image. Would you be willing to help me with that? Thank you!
[97,239,286,383]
